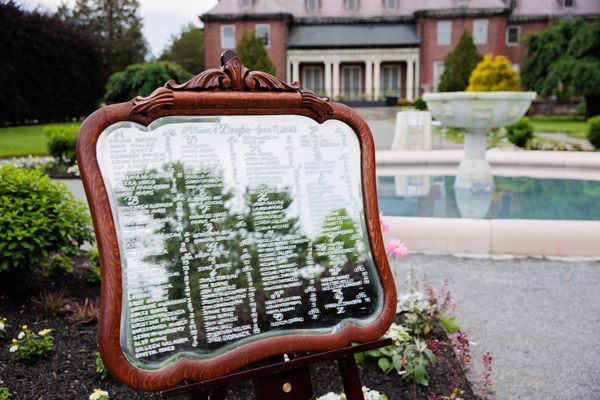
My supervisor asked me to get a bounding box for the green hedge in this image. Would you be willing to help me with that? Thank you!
[0,165,92,281]
[45,125,79,166]
[506,117,534,148]
[588,116,600,150]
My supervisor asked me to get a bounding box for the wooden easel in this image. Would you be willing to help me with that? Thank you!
[159,339,392,400]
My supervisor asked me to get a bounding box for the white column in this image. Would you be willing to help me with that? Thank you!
[406,59,415,101]
[414,57,420,99]
[292,61,300,84]
[365,60,373,101]
[332,60,340,100]
[373,60,381,100]
[324,61,332,98]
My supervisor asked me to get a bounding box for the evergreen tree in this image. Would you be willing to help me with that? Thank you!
[59,0,148,75]
[438,30,482,92]
[160,24,204,74]
[235,30,276,75]
[522,18,600,117]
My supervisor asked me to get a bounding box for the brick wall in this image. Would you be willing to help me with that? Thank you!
[504,21,548,68]
[204,19,288,80]
[417,15,508,93]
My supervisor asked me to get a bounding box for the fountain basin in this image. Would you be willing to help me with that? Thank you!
[422,91,537,129]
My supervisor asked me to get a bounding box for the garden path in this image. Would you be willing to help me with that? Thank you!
[62,179,600,399]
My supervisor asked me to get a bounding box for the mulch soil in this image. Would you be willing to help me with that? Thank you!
[0,256,478,400]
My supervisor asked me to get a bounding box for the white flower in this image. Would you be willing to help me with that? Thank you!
[38,329,52,336]
[90,388,109,400]
[17,332,25,340]
[316,393,344,400]
[9,345,19,353]
[0,322,5,331]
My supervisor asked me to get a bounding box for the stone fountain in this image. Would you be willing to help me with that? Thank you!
[423,91,536,217]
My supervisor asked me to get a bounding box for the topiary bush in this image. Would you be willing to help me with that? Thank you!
[587,116,600,149]
[467,55,521,92]
[506,117,534,148]
[0,165,93,285]
[45,125,79,166]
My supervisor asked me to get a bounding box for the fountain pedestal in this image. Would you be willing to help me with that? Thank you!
[423,91,536,218]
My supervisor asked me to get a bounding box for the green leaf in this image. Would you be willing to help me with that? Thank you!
[378,357,391,372]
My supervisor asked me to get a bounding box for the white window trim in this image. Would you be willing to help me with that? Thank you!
[506,25,521,46]
[437,20,452,46]
[302,65,324,94]
[341,65,362,99]
[473,19,489,45]
[255,24,270,49]
[220,25,236,49]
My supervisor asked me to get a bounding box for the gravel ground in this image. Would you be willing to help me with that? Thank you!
[394,254,600,400]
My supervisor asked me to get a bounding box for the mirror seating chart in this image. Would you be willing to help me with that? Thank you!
[77,51,396,392]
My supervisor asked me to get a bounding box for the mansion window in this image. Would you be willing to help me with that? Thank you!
[434,61,445,92]
[564,0,573,7]
[382,65,401,98]
[385,0,397,10]
[302,66,323,95]
[221,25,235,49]
[346,0,359,11]
[437,21,452,45]
[342,65,362,100]
[506,26,521,45]
[240,0,253,9]
[306,0,319,11]
[255,24,270,48]
[473,19,488,45]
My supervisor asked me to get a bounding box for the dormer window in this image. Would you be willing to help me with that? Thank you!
[564,0,573,7]
[306,0,320,11]
[240,0,253,9]
[346,0,359,11]
[385,0,397,10]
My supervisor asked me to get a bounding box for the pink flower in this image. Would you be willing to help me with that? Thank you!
[81,262,89,270]
[385,238,408,258]
[379,212,390,232]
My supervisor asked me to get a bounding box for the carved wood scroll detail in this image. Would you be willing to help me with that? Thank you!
[131,50,332,120]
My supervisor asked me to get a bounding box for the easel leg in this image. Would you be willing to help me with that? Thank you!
[338,355,365,400]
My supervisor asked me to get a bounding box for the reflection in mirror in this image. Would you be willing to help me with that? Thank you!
[96,115,383,370]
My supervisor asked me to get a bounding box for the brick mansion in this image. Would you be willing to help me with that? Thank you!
[201,0,600,101]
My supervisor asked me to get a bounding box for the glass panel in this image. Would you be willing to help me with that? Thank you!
[97,115,383,370]
[437,21,451,45]
[221,26,235,49]
[255,25,269,47]
[382,66,400,97]
[473,19,488,45]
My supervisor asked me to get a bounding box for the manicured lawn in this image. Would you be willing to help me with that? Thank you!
[529,116,589,139]
[0,122,80,157]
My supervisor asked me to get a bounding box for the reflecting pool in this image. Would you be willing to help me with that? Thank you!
[377,175,600,220]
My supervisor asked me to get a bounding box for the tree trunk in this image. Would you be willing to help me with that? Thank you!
[586,95,600,118]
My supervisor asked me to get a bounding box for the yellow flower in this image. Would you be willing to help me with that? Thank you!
[90,388,109,400]
[22,325,27,330]
[38,329,52,336]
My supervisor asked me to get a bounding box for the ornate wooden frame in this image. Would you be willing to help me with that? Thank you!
[76,50,396,392]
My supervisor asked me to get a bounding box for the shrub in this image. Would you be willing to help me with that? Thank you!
[236,30,277,75]
[506,117,534,148]
[439,29,482,92]
[8,325,54,362]
[467,55,521,92]
[0,386,10,400]
[69,298,99,325]
[45,125,79,167]
[83,245,101,283]
[0,165,93,284]
[413,98,428,111]
[32,288,72,316]
[587,116,600,149]
[95,351,108,380]
[104,61,193,104]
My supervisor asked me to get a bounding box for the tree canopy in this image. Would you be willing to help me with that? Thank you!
[160,24,204,75]
[235,30,276,75]
[521,18,600,117]
[59,0,148,75]
[0,2,104,124]
[104,61,192,104]
[439,29,482,92]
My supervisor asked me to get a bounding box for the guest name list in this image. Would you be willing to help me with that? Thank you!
[96,115,382,368]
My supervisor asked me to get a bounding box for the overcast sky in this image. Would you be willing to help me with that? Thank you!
[22,0,219,57]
